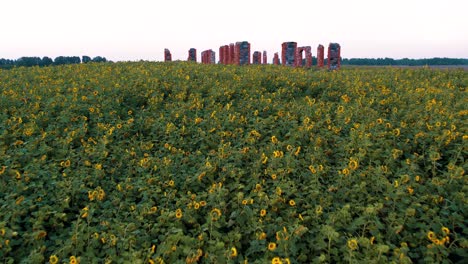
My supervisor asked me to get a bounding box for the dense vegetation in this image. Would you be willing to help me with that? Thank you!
[0,62,466,263]
[341,58,468,66]
[0,56,108,69]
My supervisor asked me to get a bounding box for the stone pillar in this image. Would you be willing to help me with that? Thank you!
[201,50,215,64]
[273,53,280,65]
[235,41,250,65]
[295,47,304,67]
[202,50,215,64]
[229,43,235,64]
[219,45,231,64]
[164,49,172,62]
[223,45,229,64]
[263,51,267,64]
[328,43,341,70]
[306,46,312,68]
[317,45,324,67]
[234,44,239,65]
[219,46,224,64]
[281,42,297,66]
[252,51,262,64]
[201,50,206,64]
[210,50,216,64]
[294,46,312,68]
[188,48,197,62]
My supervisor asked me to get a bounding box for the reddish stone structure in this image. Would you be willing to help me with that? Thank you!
[201,50,216,64]
[219,46,225,64]
[201,51,205,64]
[273,53,280,65]
[234,41,250,65]
[223,45,229,64]
[219,45,230,64]
[328,43,341,70]
[304,47,312,68]
[211,51,216,64]
[295,46,312,68]
[229,43,235,64]
[317,45,324,67]
[219,46,224,64]
[281,42,297,66]
[164,42,339,68]
[187,48,197,62]
[219,42,248,65]
[253,51,262,64]
[164,49,172,62]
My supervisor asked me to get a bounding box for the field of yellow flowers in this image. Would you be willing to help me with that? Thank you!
[0,62,467,263]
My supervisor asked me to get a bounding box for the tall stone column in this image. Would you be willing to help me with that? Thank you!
[219,46,225,64]
[317,45,324,67]
[328,43,341,70]
[164,49,172,62]
[229,43,235,64]
[253,51,262,64]
[201,50,215,64]
[223,45,229,64]
[202,50,216,64]
[281,42,297,66]
[304,46,312,68]
[188,48,197,62]
[201,51,206,64]
[295,47,304,67]
[210,50,216,64]
[235,41,251,65]
[273,53,280,65]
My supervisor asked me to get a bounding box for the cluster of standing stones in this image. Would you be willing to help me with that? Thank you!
[164,41,341,70]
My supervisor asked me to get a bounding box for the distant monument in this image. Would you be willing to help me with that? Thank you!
[164,49,172,62]
[317,45,325,67]
[219,42,250,65]
[187,48,197,62]
[229,44,235,64]
[235,41,251,65]
[201,50,216,64]
[273,53,280,65]
[282,42,297,66]
[219,45,229,64]
[253,51,262,64]
[328,43,341,70]
[296,46,312,68]
[163,41,340,70]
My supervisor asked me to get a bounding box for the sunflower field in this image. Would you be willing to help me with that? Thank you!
[0,62,466,263]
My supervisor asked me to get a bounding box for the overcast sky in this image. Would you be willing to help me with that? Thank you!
[1,0,467,61]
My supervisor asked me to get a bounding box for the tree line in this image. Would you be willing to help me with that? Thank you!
[341,57,468,66]
[0,56,108,69]
[295,57,467,66]
[1,56,466,69]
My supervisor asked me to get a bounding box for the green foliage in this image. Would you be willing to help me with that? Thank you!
[0,56,108,69]
[341,57,468,66]
[0,62,466,263]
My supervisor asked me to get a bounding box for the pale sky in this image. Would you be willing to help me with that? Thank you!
[1,0,467,61]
